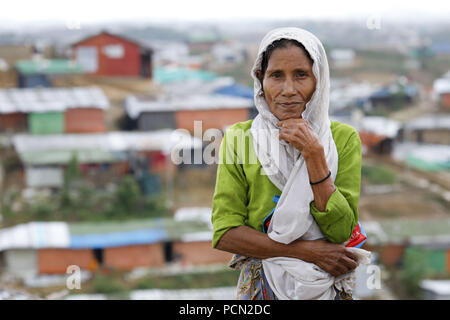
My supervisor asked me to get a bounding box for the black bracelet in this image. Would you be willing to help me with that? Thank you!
[310,170,331,185]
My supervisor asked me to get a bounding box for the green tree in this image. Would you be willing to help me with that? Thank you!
[400,248,429,298]
[60,153,81,209]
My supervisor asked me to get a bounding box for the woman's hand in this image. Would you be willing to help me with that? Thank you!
[277,118,335,211]
[291,239,358,277]
[277,118,322,158]
[217,227,358,278]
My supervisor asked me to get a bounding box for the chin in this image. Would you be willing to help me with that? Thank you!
[278,112,302,120]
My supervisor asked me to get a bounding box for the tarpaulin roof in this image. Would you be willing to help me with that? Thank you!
[213,83,254,99]
[393,142,450,171]
[0,213,213,250]
[0,86,109,114]
[154,67,217,84]
[15,59,84,75]
[0,222,70,251]
[405,114,450,130]
[359,116,401,138]
[362,218,450,245]
[162,77,235,97]
[125,93,254,119]
[13,129,202,165]
[19,150,124,165]
[370,84,418,98]
[69,229,169,249]
[433,76,450,95]
[330,115,401,138]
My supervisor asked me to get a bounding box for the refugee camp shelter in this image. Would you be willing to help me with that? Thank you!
[330,114,401,155]
[0,212,231,278]
[71,31,153,78]
[357,116,401,155]
[420,280,450,299]
[0,86,109,134]
[14,59,84,88]
[433,72,450,110]
[404,114,450,145]
[363,218,450,274]
[125,93,254,133]
[12,129,202,188]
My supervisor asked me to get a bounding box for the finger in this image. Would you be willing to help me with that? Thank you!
[278,132,293,144]
[340,256,358,271]
[278,127,292,137]
[332,264,348,277]
[279,129,298,143]
[344,248,359,262]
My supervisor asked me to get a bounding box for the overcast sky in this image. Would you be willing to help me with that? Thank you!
[1,0,450,29]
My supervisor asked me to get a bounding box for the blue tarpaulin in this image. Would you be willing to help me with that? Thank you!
[213,83,254,99]
[69,229,168,249]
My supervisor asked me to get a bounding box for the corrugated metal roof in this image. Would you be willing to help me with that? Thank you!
[0,86,109,114]
[125,93,254,119]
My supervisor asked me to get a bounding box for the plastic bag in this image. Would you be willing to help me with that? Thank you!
[345,222,367,248]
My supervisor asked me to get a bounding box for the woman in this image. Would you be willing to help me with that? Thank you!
[211,27,370,300]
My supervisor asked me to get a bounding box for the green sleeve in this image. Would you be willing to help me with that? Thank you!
[211,129,249,248]
[310,131,361,243]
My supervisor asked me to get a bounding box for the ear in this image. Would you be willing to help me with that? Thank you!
[255,70,263,85]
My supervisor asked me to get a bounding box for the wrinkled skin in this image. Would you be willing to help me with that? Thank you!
[256,44,321,157]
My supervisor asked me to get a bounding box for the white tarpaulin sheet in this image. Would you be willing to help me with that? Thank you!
[0,222,70,251]
[0,86,109,114]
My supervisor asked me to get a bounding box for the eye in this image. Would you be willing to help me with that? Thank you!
[270,71,282,78]
[296,71,307,78]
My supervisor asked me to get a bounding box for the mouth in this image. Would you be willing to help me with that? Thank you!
[278,102,303,108]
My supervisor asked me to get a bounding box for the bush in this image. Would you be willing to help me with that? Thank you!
[91,273,127,294]
[132,270,241,290]
[399,248,429,298]
[29,200,55,221]
[2,174,169,224]
[362,164,397,185]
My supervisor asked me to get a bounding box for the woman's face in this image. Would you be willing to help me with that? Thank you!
[259,44,316,121]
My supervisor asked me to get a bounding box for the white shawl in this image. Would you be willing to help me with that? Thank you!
[250,27,371,300]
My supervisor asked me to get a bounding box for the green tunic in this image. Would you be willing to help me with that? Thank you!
[211,119,361,248]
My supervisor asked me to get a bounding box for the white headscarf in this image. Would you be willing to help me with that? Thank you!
[250,27,370,300]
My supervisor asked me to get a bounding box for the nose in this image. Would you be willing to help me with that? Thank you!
[282,77,296,96]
